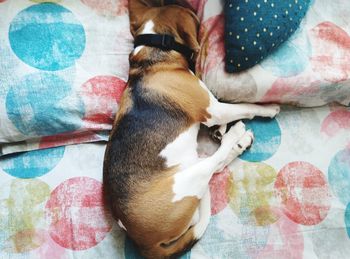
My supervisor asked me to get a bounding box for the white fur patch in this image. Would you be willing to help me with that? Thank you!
[191,208,200,225]
[171,122,247,203]
[198,80,223,127]
[117,220,127,231]
[171,160,212,202]
[160,124,199,170]
[193,190,211,239]
[143,20,155,34]
[133,20,155,55]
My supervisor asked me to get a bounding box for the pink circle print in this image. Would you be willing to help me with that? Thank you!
[81,75,126,127]
[321,109,350,137]
[81,0,128,16]
[46,177,112,250]
[274,161,331,225]
[309,21,350,83]
[209,167,231,215]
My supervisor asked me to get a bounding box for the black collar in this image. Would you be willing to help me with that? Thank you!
[134,34,195,66]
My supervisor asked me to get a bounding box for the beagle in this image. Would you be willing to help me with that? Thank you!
[103,1,280,258]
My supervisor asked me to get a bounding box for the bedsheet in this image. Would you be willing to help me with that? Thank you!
[1,104,349,259]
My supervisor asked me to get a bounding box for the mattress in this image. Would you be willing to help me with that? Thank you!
[1,104,349,258]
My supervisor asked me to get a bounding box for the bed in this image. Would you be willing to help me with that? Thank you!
[1,0,349,258]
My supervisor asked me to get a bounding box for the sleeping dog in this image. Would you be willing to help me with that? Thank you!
[103,1,280,258]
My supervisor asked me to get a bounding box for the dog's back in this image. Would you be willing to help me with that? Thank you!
[103,1,209,257]
[103,82,195,258]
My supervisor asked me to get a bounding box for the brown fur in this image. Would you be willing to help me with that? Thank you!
[123,168,200,258]
[143,64,210,122]
[103,1,207,258]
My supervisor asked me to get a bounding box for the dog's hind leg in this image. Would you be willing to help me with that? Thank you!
[171,121,253,203]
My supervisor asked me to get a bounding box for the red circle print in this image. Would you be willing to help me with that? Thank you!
[309,22,350,82]
[321,109,350,137]
[46,177,112,250]
[81,75,126,126]
[274,161,331,225]
[199,14,225,75]
[81,0,128,16]
[256,208,304,259]
[209,167,231,215]
[261,74,321,104]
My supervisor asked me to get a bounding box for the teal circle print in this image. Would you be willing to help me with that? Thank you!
[328,148,350,205]
[0,146,65,178]
[124,236,144,259]
[346,203,350,239]
[261,39,310,77]
[124,235,191,259]
[240,117,281,162]
[9,3,85,71]
[6,72,85,136]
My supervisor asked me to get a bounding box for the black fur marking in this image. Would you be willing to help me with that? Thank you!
[169,238,199,259]
[103,80,189,211]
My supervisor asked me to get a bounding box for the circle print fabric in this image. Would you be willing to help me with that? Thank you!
[275,161,331,225]
[6,72,85,136]
[328,148,350,205]
[46,177,112,250]
[9,3,85,71]
[0,146,65,178]
[240,117,281,162]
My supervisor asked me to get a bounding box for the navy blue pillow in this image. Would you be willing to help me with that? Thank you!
[225,0,311,73]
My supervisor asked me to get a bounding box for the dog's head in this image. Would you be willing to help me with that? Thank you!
[129,0,200,53]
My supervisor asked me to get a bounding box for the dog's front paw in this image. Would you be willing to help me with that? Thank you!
[219,126,253,169]
[234,130,254,154]
[264,104,280,118]
[221,121,245,143]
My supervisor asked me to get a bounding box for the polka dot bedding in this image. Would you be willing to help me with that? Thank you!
[0,0,349,156]
[224,0,311,73]
[0,1,132,155]
[197,0,350,107]
[1,3,349,257]
[1,104,350,258]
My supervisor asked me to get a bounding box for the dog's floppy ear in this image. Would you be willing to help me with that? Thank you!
[129,0,153,36]
[177,10,200,53]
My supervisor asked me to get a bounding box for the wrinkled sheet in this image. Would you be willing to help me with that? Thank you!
[1,0,350,156]
[1,104,350,258]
